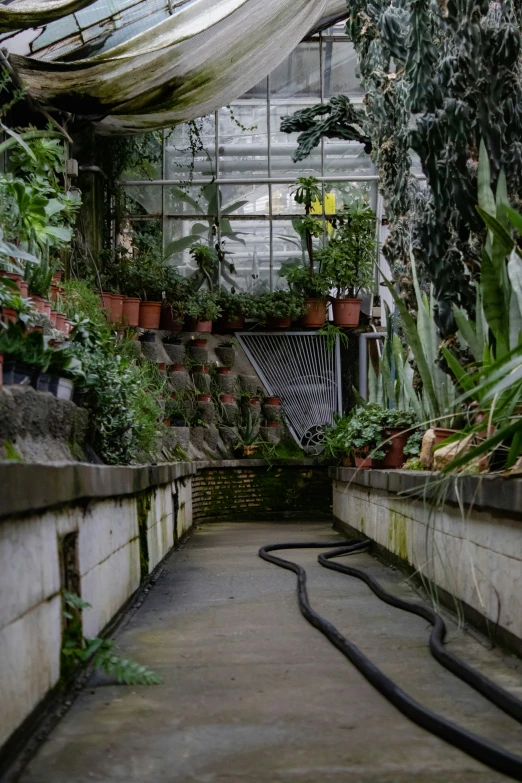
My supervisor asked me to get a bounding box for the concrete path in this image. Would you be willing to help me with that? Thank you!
[20,522,522,783]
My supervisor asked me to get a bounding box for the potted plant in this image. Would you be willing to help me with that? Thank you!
[46,345,84,401]
[250,290,305,329]
[0,227,40,294]
[185,290,221,332]
[218,290,250,330]
[216,340,236,368]
[291,177,323,275]
[376,409,417,469]
[162,267,190,331]
[317,201,376,327]
[26,252,54,313]
[280,263,331,328]
[0,322,33,385]
[227,411,265,457]
[0,278,24,326]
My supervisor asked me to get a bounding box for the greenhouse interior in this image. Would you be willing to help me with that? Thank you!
[1,1,522,781]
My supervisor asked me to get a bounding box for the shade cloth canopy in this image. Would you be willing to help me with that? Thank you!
[1,0,347,134]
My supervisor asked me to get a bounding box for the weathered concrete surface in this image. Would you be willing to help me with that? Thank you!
[19,522,522,783]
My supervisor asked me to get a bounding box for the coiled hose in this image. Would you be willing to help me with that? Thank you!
[259,539,522,781]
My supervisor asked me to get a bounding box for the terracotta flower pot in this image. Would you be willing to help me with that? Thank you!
[433,427,458,446]
[192,365,209,374]
[332,298,361,327]
[264,396,281,406]
[160,305,184,331]
[19,280,29,298]
[162,418,171,427]
[139,301,162,329]
[354,448,373,469]
[108,293,124,323]
[30,295,46,313]
[267,316,292,329]
[50,284,60,303]
[217,367,231,375]
[158,363,166,371]
[195,320,212,333]
[222,311,245,331]
[99,292,113,311]
[1,272,22,291]
[265,420,279,428]
[122,297,141,327]
[376,428,409,469]
[198,393,212,402]
[220,393,235,404]
[301,299,327,328]
[43,301,52,318]
[1,307,17,325]
[248,396,261,404]
[194,338,207,348]
[55,313,67,331]
[64,321,73,336]
[52,271,63,283]
[50,310,58,327]
[170,364,185,373]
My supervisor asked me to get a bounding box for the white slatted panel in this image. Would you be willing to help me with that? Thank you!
[237,331,342,452]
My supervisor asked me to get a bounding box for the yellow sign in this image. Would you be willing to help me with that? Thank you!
[310,193,336,215]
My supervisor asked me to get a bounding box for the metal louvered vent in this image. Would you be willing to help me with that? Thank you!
[236,332,342,452]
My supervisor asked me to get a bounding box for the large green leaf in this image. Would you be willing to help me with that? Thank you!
[164,235,198,256]
[453,304,482,362]
[477,139,496,217]
[502,205,522,237]
[481,249,508,354]
[222,200,249,215]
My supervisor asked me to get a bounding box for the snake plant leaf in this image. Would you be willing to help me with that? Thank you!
[441,347,476,394]
[453,304,482,363]
[507,250,522,332]
[164,235,201,257]
[478,139,496,218]
[476,206,514,260]
[502,205,522,237]
[481,249,509,356]
[382,275,439,418]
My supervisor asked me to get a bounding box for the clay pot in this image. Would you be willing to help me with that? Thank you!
[19,281,29,298]
[195,320,212,333]
[354,448,373,469]
[332,298,361,327]
[248,396,261,404]
[376,428,409,469]
[302,299,327,328]
[139,301,162,329]
[160,305,183,331]
[162,418,171,427]
[198,393,212,402]
[64,320,73,336]
[50,284,60,303]
[158,363,166,371]
[265,420,279,428]
[433,427,458,446]
[43,301,52,318]
[50,309,58,327]
[221,311,245,331]
[108,293,124,323]
[170,364,185,373]
[1,307,17,325]
[192,365,209,374]
[55,313,67,331]
[264,396,281,406]
[99,292,113,311]
[1,271,22,289]
[220,393,235,404]
[122,297,141,327]
[30,295,46,313]
[267,316,291,329]
[194,338,207,348]
[52,271,63,283]
[217,367,231,375]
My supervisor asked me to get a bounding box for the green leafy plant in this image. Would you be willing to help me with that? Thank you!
[291,176,323,276]
[317,201,376,299]
[322,404,416,462]
[318,323,349,353]
[280,262,331,299]
[250,290,305,323]
[62,591,161,685]
[185,290,221,322]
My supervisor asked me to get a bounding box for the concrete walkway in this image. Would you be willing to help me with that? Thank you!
[20,522,522,783]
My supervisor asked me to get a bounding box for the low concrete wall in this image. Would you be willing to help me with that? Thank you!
[192,459,332,520]
[331,467,522,653]
[0,462,195,754]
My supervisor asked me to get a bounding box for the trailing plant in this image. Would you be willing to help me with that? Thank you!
[62,591,161,685]
[317,323,349,353]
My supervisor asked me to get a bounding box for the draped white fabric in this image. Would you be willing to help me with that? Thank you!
[4,0,346,134]
[0,0,96,32]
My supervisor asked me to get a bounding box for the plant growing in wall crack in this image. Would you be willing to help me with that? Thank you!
[62,592,161,685]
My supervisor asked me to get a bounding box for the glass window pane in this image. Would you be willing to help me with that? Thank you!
[164,115,216,181]
[270,42,321,100]
[218,104,268,179]
[323,139,373,176]
[323,41,363,99]
[270,102,322,178]
[219,184,270,216]
[221,220,271,292]
[122,184,162,216]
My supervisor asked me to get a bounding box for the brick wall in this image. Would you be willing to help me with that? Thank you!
[192,461,332,520]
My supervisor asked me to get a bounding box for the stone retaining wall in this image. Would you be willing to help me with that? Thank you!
[331,467,522,654]
[0,462,195,757]
[192,460,332,520]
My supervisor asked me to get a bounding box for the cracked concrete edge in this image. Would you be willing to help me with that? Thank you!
[0,461,196,521]
[329,467,522,518]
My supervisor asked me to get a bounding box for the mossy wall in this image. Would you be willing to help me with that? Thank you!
[192,463,332,520]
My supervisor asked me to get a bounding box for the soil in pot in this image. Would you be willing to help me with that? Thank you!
[267,316,292,329]
[139,301,162,329]
[122,297,141,327]
[332,298,361,328]
[301,299,327,328]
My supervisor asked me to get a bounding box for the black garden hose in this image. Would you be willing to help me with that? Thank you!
[259,539,522,782]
